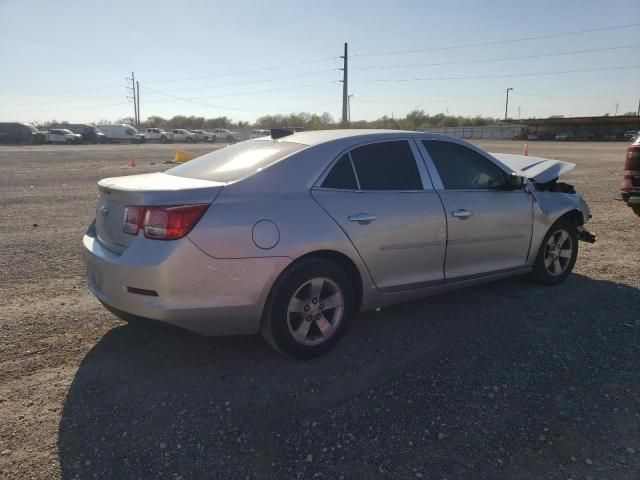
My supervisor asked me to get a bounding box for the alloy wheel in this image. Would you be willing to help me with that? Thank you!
[543,229,573,276]
[286,277,344,346]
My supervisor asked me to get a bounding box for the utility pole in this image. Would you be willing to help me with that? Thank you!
[637,97,640,116]
[348,94,354,123]
[504,87,513,120]
[136,81,141,126]
[340,43,348,127]
[615,101,619,116]
[126,72,138,125]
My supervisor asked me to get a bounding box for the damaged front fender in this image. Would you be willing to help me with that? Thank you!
[525,183,594,264]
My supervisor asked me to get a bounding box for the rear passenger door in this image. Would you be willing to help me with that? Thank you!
[312,139,447,292]
[419,139,533,279]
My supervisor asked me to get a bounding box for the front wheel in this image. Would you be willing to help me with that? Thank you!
[531,219,578,285]
[261,258,355,359]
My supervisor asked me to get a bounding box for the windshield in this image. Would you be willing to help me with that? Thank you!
[166,139,305,183]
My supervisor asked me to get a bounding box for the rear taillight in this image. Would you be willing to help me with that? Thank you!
[123,204,209,240]
[622,145,640,191]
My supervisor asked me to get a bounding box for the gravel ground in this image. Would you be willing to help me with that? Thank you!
[0,141,638,480]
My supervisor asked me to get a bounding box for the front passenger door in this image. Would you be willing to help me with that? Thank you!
[420,140,533,280]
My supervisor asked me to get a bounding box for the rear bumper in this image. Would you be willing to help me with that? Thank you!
[83,227,291,336]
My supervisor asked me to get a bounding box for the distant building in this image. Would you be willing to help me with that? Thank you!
[417,124,526,140]
[506,115,640,140]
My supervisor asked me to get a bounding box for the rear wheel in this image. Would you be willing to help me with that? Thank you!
[186,137,193,143]
[65,139,72,144]
[226,135,235,143]
[261,258,355,359]
[531,219,578,285]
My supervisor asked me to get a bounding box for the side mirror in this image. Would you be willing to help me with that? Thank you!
[506,173,526,190]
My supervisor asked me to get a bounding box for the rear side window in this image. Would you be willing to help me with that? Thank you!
[322,154,358,190]
[350,140,422,190]
[423,140,507,190]
[167,139,305,183]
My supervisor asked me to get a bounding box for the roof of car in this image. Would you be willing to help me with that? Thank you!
[281,129,425,146]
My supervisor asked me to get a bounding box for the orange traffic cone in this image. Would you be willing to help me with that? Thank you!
[130,153,137,167]
[523,143,529,156]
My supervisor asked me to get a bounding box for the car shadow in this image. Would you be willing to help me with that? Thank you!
[58,274,640,479]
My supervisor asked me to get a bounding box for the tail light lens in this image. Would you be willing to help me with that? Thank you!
[123,204,209,240]
[622,145,640,191]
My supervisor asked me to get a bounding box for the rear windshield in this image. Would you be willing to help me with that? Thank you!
[166,139,305,183]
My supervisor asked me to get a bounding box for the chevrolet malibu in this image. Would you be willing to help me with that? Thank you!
[83,130,595,358]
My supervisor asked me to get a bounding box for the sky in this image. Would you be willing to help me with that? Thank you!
[0,0,639,124]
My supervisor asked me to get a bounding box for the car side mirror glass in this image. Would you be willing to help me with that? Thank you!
[506,173,526,190]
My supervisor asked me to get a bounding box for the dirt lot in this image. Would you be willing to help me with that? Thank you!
[0,140,638,480]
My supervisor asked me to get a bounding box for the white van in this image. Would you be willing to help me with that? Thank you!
[249,129,270,139]
[97,124,144,143]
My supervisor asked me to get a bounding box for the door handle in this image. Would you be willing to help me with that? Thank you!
[348,213,377,225]
[451,209,473,219]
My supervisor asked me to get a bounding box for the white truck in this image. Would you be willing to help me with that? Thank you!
[46,128,82,144]
[191,130,213,142]
[97,124,145,143]
[170,129,196,143]
[211,128,241,143]
[249,129,270,139]
[142,128,173,143]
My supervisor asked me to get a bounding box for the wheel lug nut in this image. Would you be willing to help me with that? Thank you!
[306,315,312,321]
[304,305,310,312]
[319,303,324,310]
[315,314,321,320]
[312,298,318,304]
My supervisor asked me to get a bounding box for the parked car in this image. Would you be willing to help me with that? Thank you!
[83,130,596,358]
[211,128,240,143]
[170,129,196,143]
[621,135,640,216]
[191,130,213,142]
[98,124,144,143]
[142,128,173,143]
[46,128,82,144]
[554,132,575,141]
[53,124,106,143]
[250,129,271,139]
[0,122,45,144]
[624,130,638,140]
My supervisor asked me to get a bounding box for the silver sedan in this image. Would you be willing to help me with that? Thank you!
[83,130,595,358]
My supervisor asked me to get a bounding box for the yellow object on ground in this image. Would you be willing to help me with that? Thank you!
[175,150,195,163]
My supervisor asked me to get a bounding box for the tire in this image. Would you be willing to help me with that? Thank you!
[261,258,355,359]
[160,136,167,143]
[631,204,640,217]
[186,137,193,143]
[226,135,235,144]
[531,218,578,285]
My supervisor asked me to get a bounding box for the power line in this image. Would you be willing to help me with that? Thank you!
[1,101,131,114]
[352,43,640,70]
[517,91,639,99]
[144,80,339,102]
[155,68,339,93]
[142,86,339,113]
[2,84,125,99]
[144,56,339,85]
[364,65,640,83]
[355,91,505,105]
[352,23,640,57]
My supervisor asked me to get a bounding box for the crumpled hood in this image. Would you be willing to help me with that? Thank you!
[491,153,576,184]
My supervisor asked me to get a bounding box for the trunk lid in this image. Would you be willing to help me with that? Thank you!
[490,153,576,184]
[95,172,223,254]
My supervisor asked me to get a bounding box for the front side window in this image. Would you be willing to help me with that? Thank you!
[422,140,507,190]
[349,140,422,191]
[322,154,358,190]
